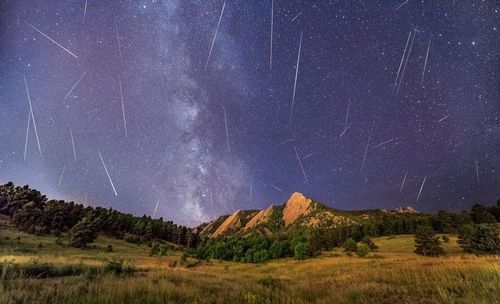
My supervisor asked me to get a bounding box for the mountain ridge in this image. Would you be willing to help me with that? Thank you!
[197,192,420,238]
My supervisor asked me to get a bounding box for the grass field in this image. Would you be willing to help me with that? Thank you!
[0,226,499,304]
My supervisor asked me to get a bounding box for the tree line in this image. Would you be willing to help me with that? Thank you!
[196,201,499,262]
[0,182,199,248]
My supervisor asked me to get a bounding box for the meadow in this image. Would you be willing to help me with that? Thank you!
[0,227,499,304]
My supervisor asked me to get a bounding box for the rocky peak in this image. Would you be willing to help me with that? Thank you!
[282,192,312,226]
[212,210,243,237]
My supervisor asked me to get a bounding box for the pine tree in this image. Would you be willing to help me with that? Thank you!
[414,225,445,257]
[69,217,98,248]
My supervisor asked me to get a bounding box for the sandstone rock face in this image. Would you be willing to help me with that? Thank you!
[394,206,419,214]
[282,192,312,226]
[212,210,243,237]
[245,204,274,230]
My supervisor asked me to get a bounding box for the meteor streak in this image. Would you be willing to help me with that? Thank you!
[23,76,42,158]
[205,1,226,70]
[98,151,118,196]
[63,71,87,100]
[416,175,427,203]
[294,146,308,183]
[25,21,78,58]
[70,128,77,161]
[290,31,303,123]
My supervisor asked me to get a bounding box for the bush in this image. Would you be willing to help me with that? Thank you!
[125,235,142,244]
[0,260,89,279]
[361,237,378,251]
[149,242,160,256]
[253,249,269,263]
[343,238,357,253]
[102,259,135,276]
[159,245,169,256]
[294,242,307,260]
[355,244,370,257]
[23,261,54,278]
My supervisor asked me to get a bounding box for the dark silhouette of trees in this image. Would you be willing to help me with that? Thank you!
[0,182,194,248]
[458,224,499,255]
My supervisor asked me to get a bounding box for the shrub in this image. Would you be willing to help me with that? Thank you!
[102,259,135,276]
[0,260,89,279]
[360,236,378,251]
[23,261,54,278]
[294,242,307,260]
[149,242,160,256]
[125,235,142,244]
[159,245,169,256]
[343,238,357,253]
[253,249,269,263]
[355,244,370,257]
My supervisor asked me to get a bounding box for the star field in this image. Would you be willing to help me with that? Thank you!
[0,0,498,226]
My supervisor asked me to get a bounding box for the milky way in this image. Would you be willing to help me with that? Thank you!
[0,1,498,226]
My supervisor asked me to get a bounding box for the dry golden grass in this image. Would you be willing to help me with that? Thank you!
[1,231,499,304]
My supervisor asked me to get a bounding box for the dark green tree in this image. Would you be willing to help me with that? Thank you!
[414,225,445,257]
[471,204,496,224]
[69,217,98,248]
[458,224,500,254]
[294,242,307,260]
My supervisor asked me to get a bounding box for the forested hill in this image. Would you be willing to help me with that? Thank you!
[197,192,500,238]
[0,182,199,248]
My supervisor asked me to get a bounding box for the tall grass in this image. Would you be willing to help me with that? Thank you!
[0,230,498,304]
[1,255,498,304]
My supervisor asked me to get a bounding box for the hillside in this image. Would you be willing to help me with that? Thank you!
[198,192,421,238]
[1,221,498,304]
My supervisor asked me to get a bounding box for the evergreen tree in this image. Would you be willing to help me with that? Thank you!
[471,204,496,224]
[69,217,98,248]
[458,224,500,254]
[414,225,445,257]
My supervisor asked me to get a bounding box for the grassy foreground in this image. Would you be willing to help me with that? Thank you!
[0,228,499,304]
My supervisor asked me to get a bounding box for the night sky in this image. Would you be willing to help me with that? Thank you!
[0,1,498,226]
